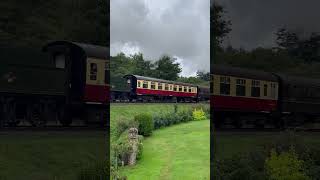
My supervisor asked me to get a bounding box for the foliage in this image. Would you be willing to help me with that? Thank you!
[213,152,267,180]
[0,0,108,47]
[111,53,189,82]
[192,108,207,121]
[77,161,108,180]
[114,130,144,167]
[153,110,194,129]
[211,2,232,47]
[114,117,138,138]
[276,28,320,63]
[265,147,310,180]
[135,113,154,137]
[151,55,182,81]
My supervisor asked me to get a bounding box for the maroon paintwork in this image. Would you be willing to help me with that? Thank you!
[84,84,109,103]
[211,95,277,112]
[136,88,197,97]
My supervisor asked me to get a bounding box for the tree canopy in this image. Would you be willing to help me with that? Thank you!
[111,53,209,86]
[0,0,108,48]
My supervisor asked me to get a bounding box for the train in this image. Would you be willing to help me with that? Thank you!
[110,74,210,102]
[211,65,320,128]
[0,41,109,127]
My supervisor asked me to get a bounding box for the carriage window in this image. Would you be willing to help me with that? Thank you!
[264,84,268,96]
[90,63,97,80]
[158,82,163,90]
[179,86,183,92]
[174,85,178,91]
[138,81,141,88]
[189,87,192,92]
[184,87,188,92]
[251,80,260,97]
[151,82,155,89]
[143,81,148,88]
[220,76,230,95]
[55,54,65,69]
[236,79,246,96]
[165,84,169,90]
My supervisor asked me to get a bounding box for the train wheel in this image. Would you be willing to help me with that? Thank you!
[58,106,71,126]
[29,104,46,127]
[5,100,19,127]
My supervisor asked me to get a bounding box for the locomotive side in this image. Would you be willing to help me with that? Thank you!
[0,41,109,127]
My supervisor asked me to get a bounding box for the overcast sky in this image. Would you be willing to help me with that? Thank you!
[216,0,320,50]
[111,0,210,77]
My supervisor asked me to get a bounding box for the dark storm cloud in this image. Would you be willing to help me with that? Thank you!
[215,0,320,49]
[111,0,209,76]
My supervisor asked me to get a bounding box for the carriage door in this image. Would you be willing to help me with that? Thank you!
[84,58,108,103]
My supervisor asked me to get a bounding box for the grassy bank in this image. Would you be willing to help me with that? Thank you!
[110,103,205,139]
[0,131,107,180]
[120,120,210,180]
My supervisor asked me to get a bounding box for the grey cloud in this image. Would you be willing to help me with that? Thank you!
[216,0,320,49]
[111,0,210,76]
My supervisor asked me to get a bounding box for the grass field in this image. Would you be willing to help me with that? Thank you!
[120,120,210,180]
[0,131,107,180]
[110,103,202,139]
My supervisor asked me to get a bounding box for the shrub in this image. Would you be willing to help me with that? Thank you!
[193,108,207,121]
[115,117,138,138]
[135,113,153,136]
[213,152,267,180]
[265,147,310,180]
[77,161,108,180]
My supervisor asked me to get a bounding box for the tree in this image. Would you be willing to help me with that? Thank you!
[196,71,210,81]
[211,3,232,49]
[152,55,182,81]
[275,28,320,63]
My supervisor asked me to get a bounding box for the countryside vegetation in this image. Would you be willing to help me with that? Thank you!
[111,53,210,86]
[212,2,320,179]
[0,0,108,179]
[111,103,210,179]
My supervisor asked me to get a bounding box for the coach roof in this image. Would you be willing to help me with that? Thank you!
[212,65,278,81]
[124,75,198,87]
[43,40,109,59]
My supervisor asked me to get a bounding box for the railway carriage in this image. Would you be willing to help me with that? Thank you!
[0,41,109,127]
[211,65,320,128]
[211,66,279,127]
[124,75,198,102]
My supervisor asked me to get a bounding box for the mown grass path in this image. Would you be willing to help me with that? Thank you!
[120,120,210,180]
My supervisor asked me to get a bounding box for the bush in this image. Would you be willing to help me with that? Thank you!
[153,110,193,129]
[115,118,138,138]
[213,152,267,180]
[135,113,153,137]
[193,108,207,121]
[265,147,310,180]
[77,161,108,180]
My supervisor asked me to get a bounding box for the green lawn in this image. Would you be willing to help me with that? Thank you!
[120,120,210,180]
[0,131,107,180]
[110,103,203,140]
